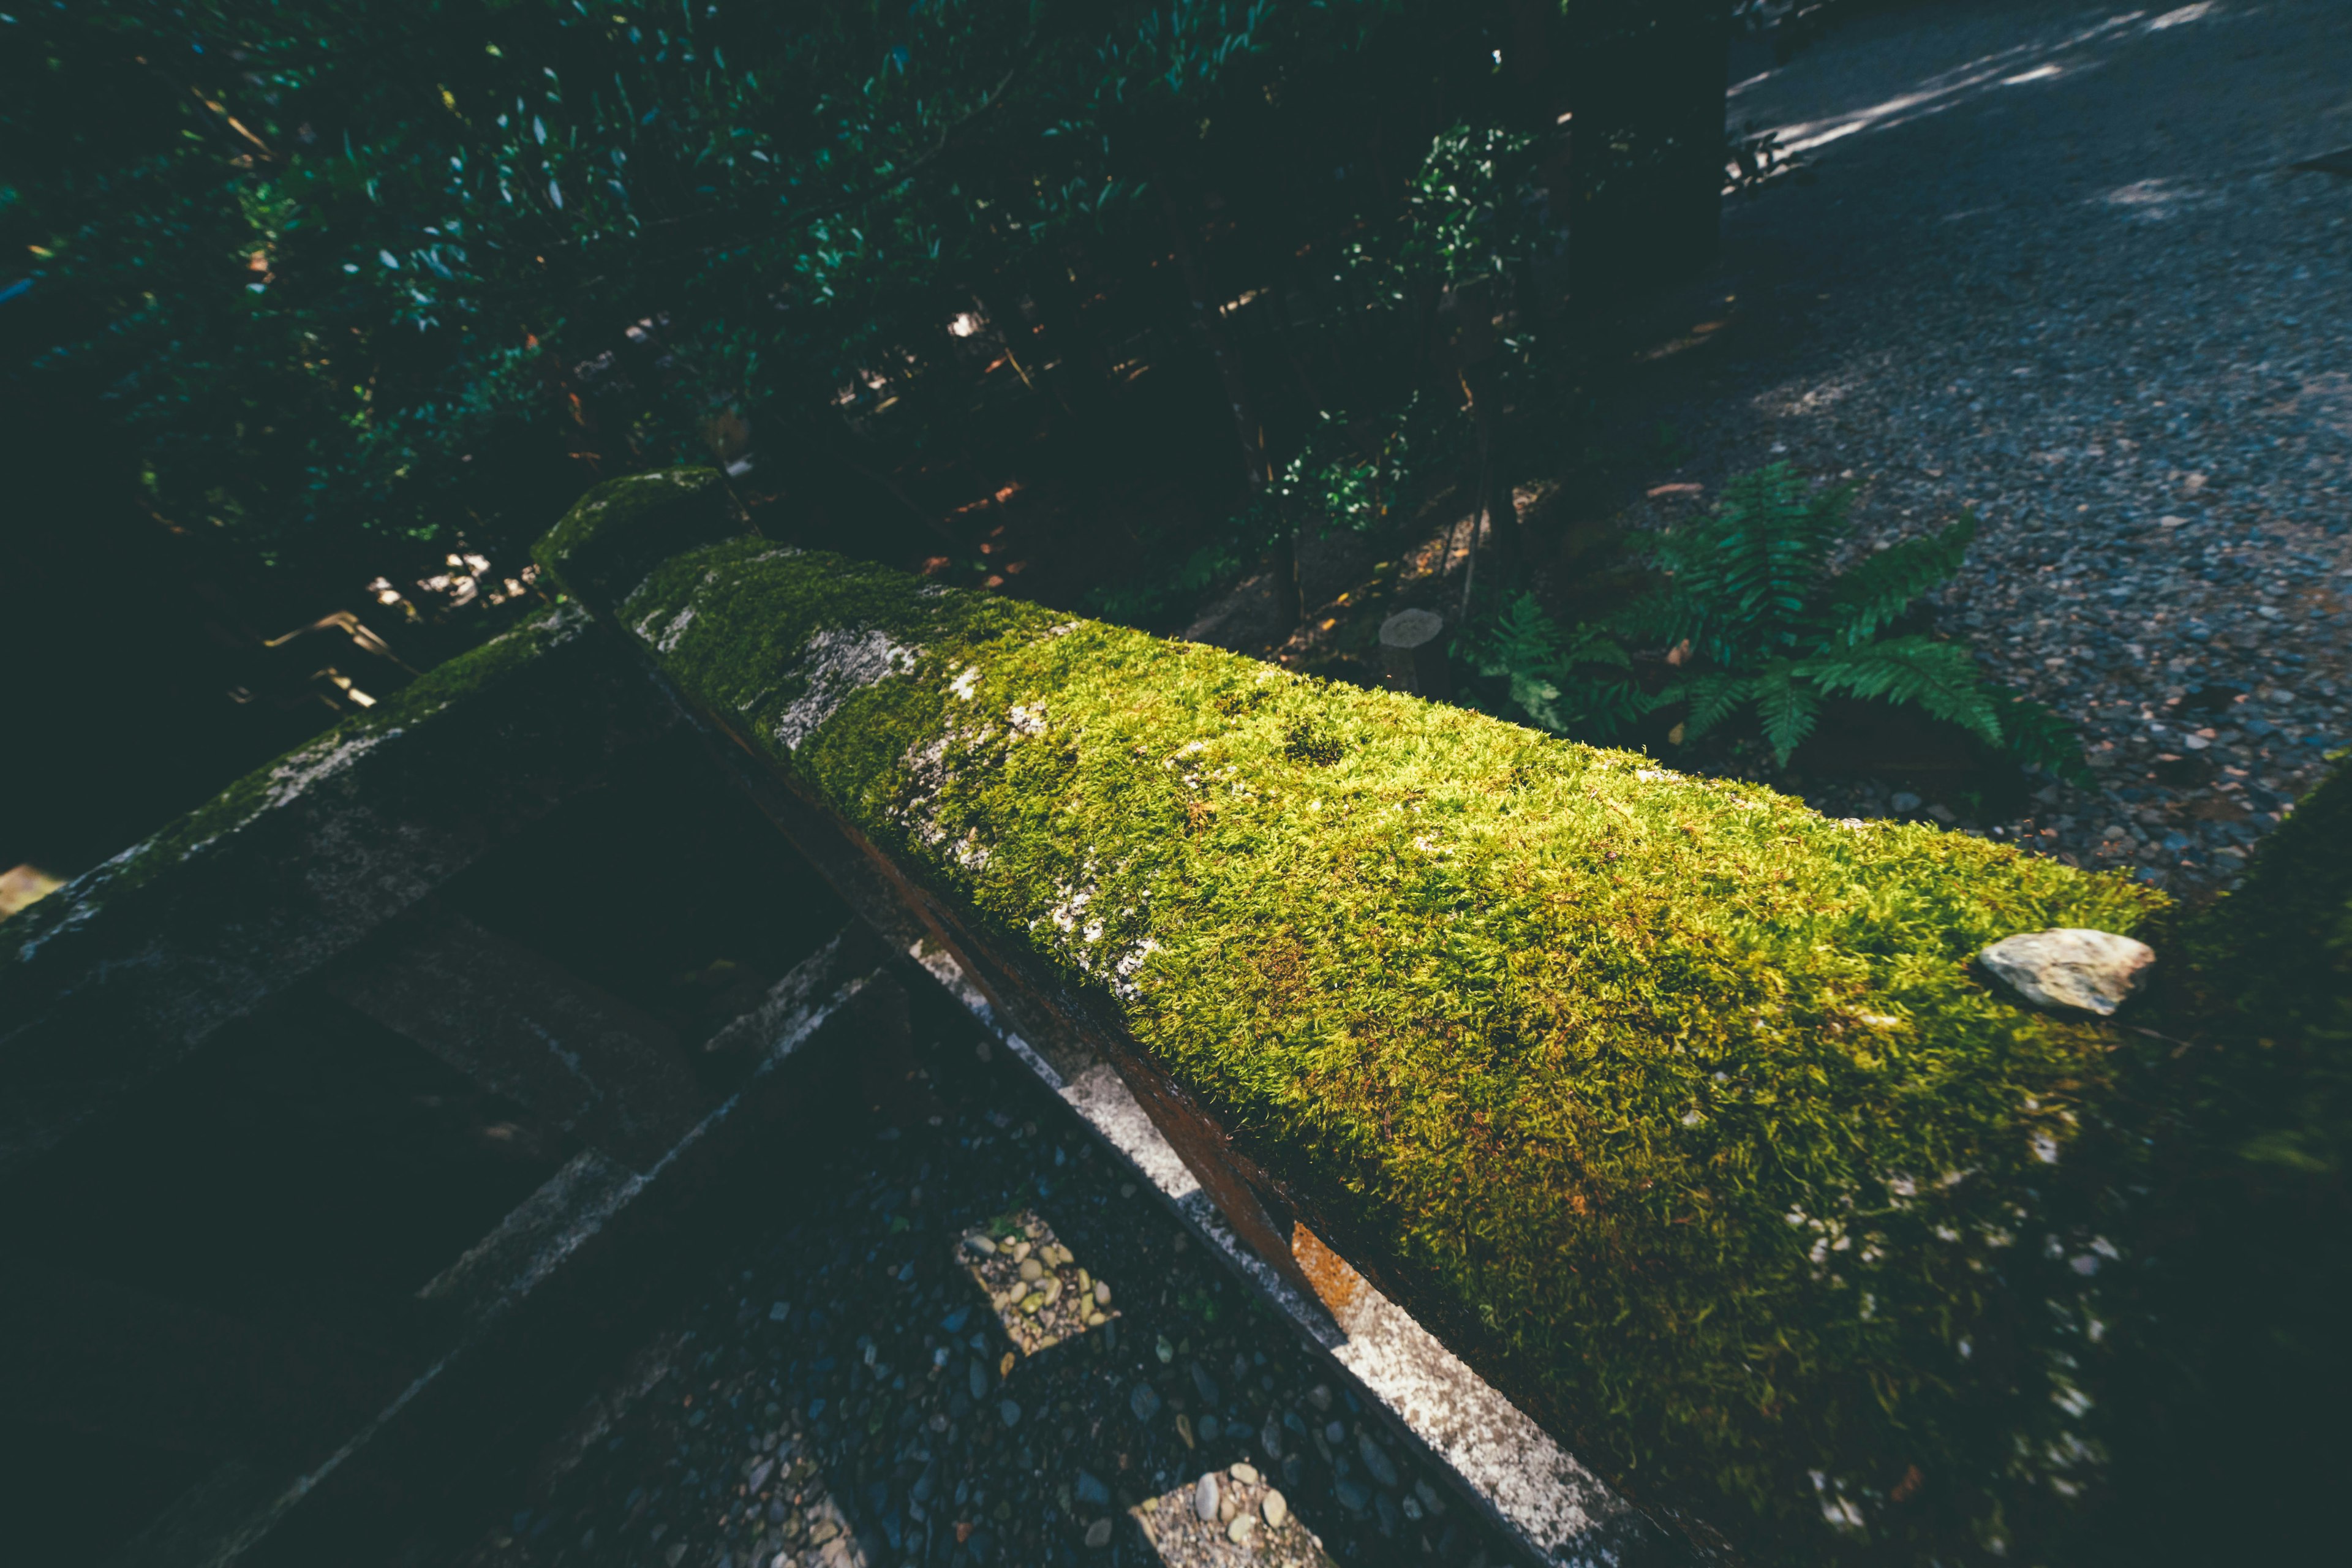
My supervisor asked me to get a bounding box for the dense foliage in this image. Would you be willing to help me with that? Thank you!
[3,0,1602,595]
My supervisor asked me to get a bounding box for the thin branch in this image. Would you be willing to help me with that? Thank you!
[132,54,280,164]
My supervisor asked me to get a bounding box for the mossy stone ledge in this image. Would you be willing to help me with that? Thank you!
[538,469,2178,1564]
[1,602,600,976]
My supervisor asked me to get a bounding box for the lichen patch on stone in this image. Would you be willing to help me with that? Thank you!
[654,605,698,652]
[772,627,922,752]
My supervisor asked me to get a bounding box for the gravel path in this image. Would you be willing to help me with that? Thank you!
[448,1016,1520,1568]
[1607,0,2352,886]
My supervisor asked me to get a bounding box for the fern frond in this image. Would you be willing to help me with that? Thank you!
[1558,621,1634,671]
[1473,591,1564,677]
[1608,581,1693,649]
[1472,594,1653,740]
[1748,662,1822,765]
[1995,691,2094,786]
[1817,513,1977,649]
[1505,669,1570,734]
[1799,635,2003,745]
[1566,677,1659,742]
[1664,672,1752,743]
[1648,462,1853,668]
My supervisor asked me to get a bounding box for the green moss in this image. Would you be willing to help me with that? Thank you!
[542,471,2185,1562]
[0,604,591,968]
[530,467,739,609]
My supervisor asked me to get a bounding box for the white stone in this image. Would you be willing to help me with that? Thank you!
[1978,928,2155,1016]
[1194,1471,1220,1521]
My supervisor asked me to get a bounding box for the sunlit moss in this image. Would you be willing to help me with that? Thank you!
[542,470,2181,1562]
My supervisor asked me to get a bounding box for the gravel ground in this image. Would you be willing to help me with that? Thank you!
[1603,0,2352,886]
[449,1017,1520,1568]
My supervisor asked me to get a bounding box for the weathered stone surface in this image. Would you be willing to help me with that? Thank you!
[1979,927,2156,1016]
[0,608,674,1175]
[326,908,714,1172]
[529,467,742,613]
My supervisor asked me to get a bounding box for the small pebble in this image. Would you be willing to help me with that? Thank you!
[1263,1489,1290,1528]
[1979,927,2156,1016]
[1194,1471,1220,1521]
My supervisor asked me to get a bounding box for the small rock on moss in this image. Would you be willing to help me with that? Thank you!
[1979,928,2155,1016]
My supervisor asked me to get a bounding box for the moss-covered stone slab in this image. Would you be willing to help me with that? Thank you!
[0,606,677,1173]
[538,470,2177,1564]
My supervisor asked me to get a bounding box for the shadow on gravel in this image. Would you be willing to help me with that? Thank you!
[443,983,1526,1568]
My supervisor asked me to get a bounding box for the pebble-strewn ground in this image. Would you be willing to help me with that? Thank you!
[453,1024,1519,1568]
[1612,0,2352,886]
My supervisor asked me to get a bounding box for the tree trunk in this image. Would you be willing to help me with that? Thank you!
[1269,524,1303,644]
[1459,439,1493,625]
[1159,183,1270,497]
[1159,179,1296,635]
[1567,0,1732,301]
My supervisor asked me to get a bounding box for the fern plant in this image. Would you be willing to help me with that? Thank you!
[1464,593,1656,742]
[1624,462,2087,780]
